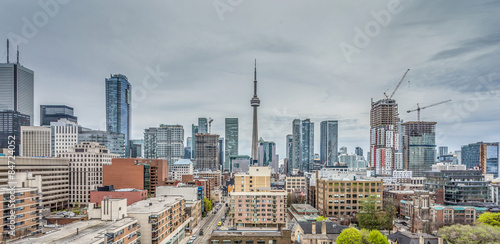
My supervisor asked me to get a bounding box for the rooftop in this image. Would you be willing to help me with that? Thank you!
[211,230,286,237]
[127,197,183,214]
[17,218,137,244]
[174,159,193,165]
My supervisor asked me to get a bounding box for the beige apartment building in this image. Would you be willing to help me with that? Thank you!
[230,167,287,227]
[128,197,189,244]
[286,176,307,194]
[234,166,272,192]
[0,156,70,210]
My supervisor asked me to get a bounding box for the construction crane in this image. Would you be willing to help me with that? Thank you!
[384,69,410,99]
[208,118,214,134]
[407,99,452,121]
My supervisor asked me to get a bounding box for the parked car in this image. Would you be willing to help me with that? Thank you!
[199,229,204,236]
[229,227,237,230]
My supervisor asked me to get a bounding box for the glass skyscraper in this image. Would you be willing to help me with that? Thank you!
[402,121,436,177]
[462,142,499,177]
[0,110,30,155]
[320,120,338,166]
[0,63,34,125]
[291,119,314,173]
[224,118,238,171]
[105,74,131,156]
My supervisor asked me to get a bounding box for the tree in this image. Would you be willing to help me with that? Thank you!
[336,228,363,244]
[360,229,388,244]
[368,230,389,244]
[316,216,327,222]
[478,212,500,227]
[381,199,397,230]
[438,224,500,244]
[204,197,212,212]
[357,196,381,230]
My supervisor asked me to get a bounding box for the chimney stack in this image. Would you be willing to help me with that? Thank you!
[311,222,316,234]
[321,221,326,235]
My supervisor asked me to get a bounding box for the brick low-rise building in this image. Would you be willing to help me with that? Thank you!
[90,185,147,206]
[0,187,43,243]
[316,172,383,222]
[103,158,169,196]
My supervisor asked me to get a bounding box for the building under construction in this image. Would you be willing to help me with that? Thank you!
[370,98,402,176]
[402,121,437,177]
[195,133,219,171]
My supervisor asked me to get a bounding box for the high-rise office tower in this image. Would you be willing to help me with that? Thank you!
[439,146,448,157]
[198,118,208,134]
[462,142,499,177]
[224,118,238,171]
[301,119,314,172]
[355,147,363,157]
[218,137,224,170]
[258,139,279,173]
[40,105,77,126]
[130,139,144,158]
[291,120,302,172]
[286,134,293,174]
[339,146,347,154]
[0,59,34,126]
[105,74,131,157]
[291,119,314,172]
[320,120,338,166]
[402,121,436,177]
[58,142,118,206]
[370,98,401,176]
[20,126,51,157]
[143,124,184,169]
[195,133,219,170]
[191,125,198,158]
[0,111,30,155]
[187,137,192,148]
[50,119,80,157]
[250,60,260,163]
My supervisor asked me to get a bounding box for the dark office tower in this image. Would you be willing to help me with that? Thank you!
[218,137,224,170]
[191,124,198,158]
[130,139,144,158]
[462,142,499,177]
[105,74,131,157]
[0,63,34,126]
[198,118,208,134]
[355,147,363,157]
[286,134,293,174]
[291,120,302,172]
[225,118,238,171]
[0,110,30,155]
[320,120,338,166]
[402,121,436,177]
[40,105,77,126]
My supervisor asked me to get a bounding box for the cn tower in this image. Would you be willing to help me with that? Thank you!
[250,60,260,163]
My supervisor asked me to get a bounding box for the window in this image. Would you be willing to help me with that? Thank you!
[212,241,219,244]
[223,241,231,244]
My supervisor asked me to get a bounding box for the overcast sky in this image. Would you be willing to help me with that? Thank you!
[1,0,499,159]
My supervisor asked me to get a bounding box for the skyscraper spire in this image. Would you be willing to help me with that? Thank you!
[250,60,261,163]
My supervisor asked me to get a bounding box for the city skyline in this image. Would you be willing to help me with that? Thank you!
[1,1,499,158]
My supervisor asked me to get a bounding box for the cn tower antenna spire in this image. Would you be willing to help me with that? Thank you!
[250,59,260,164]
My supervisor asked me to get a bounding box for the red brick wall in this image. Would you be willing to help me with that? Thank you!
[103,159,145,190]
[90,190,148,206]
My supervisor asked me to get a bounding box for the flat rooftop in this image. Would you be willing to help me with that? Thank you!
[291,204,318,213]
[211,230,286,237]
[16,218,137,244]
[127,197,182,214]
